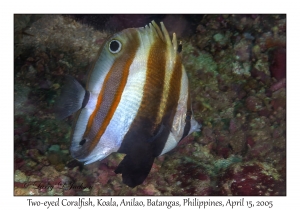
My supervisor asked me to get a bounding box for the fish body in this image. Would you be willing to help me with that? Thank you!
[56,21,200,188]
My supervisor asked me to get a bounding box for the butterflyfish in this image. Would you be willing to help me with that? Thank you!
[55,21,201,188]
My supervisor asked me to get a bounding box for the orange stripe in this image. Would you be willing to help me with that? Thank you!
[83,38,114,136]
[84,69,112,136]
[138,39,166,115]
[117,34,184,157]
[88,58,131,152]
[83,30,140,153]
[138,36,167,135]
[166,56,183,108]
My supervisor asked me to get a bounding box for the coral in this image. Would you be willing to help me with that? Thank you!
[140,184,161,195]
[41,166,60,178]
[216,162,285,195]
[48,144,60,152]
[183,42,218,76]
[269,48,286,80]
[245,96,263,112]
[232,61,251,77]
[47,151,67,171]
[234,38,252,62]
[14,170,28,183]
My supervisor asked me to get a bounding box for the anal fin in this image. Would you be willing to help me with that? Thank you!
[115,153,154,188]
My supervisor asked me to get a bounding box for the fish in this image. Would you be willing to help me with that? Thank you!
[55,21,201,188]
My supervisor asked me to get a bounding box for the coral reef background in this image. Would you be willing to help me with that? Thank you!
[14,14,286,195]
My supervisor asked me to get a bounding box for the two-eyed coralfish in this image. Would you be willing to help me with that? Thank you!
[55,21,200,188]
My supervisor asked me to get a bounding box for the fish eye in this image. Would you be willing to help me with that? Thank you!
[109,40,122,53]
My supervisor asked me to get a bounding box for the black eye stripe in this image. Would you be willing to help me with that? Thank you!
[109,40,122,53]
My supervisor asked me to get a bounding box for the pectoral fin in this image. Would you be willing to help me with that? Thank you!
[54,75,89,120]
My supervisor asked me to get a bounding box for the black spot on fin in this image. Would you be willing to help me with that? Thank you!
[54,75,88,120]
[115,153,155,188]
[177,40,183,53]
